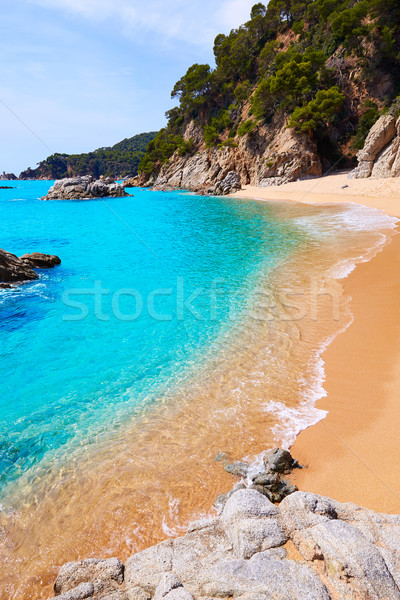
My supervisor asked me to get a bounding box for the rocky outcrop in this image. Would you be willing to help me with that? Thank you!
[350,114,400,178]
[20,252,61,268]
[0,171,17,180]
[139,116,322,195]
[0,249,61,288]
[48,487,400,600]
[42,176,129,200]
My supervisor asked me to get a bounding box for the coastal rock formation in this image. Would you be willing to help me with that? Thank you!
[0,248,61,288]
[350,114,400,179]
[140,117,322,195]
[42,176,129,200]
[0,171,17,180]
[48,488,400,600]
[20,252,61,268]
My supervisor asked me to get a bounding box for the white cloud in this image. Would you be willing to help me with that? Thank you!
[30,0,256,47]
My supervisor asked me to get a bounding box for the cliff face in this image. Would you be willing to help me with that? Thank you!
[139,116,321,194]
[351,114,400,179]
[136,1,400,194]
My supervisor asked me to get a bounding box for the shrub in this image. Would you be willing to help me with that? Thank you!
[238,119,257,136]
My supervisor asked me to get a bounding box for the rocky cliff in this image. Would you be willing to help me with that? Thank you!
[350,114,400,179]
[141,115,322,195]
[135,0,400,195]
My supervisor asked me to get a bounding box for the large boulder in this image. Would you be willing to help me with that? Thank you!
[42,176,129,200]
[53,558,126,600]
[350,114,400,179]
[0,248,38,287]
[221,489,287,558]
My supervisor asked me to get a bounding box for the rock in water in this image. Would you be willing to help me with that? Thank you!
[20,252,61,268]
[263,448,299,474]
[42,176,129,200]
[0,248,61,288]
[47,486,400,600]
[0,248,38,287]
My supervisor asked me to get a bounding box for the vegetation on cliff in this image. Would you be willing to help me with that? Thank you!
[138,0,400,179]
[19,132,157,180]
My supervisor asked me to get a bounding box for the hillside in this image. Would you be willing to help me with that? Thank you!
[19,132,157,180]
[136,0,400,192]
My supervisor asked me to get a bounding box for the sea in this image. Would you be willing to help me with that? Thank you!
[0,180,397,598]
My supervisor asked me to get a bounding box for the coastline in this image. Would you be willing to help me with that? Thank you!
[230,171,400,218]
[231,171,400,513]
[2,179,400,598]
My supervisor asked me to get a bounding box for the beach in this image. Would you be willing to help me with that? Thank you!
[232,171,400,514]
[2,176,400,599]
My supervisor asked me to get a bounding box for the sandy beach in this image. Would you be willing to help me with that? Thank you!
[232,171,400,513]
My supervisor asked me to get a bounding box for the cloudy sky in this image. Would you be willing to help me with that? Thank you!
[0,0,255,174]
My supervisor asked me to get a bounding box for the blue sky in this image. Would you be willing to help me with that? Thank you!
[0,0,255,175]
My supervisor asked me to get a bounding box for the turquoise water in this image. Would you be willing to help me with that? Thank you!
[0,181,303,499]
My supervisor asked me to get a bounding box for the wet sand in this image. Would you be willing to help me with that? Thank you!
[232,172,400,513]
[291,230,400,513]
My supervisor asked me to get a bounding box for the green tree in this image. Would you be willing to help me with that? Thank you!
[288,86,345,133]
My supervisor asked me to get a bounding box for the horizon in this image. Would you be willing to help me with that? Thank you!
[0,0,255,175]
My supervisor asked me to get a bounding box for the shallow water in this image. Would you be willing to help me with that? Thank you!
[0,182,397,599]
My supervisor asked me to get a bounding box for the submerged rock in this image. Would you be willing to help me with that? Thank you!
[42,176,129,200]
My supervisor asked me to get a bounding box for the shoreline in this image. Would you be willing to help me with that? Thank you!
[230,171,400,218]
[232,171,400,513]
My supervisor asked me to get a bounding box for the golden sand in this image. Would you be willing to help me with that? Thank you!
[232,172,400,513]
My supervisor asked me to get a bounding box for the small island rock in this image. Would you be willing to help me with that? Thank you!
[42,176,129,200]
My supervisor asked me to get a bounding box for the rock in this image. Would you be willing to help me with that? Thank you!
[163,590,193,600]
[49,464,400,600]
[212,171,241,195]
[263,448,299,474]
[0,171,17,180]
[215,483,247,514]
[251,480,298,504]
[357,115,396,163]
[123,177,139,187]
[196,551,331,599]
[279,491,341,534]
[140,115,322,192]
[48,582,94,600]
[54,558,124,596]
[42,176,129,200]
[221,489,287,558]
[20,252,61,268]
[293,519,400,600]
[153,573,183,600]
[350,114,399,179]
[222,460,249,478]
[0,248,38,287]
